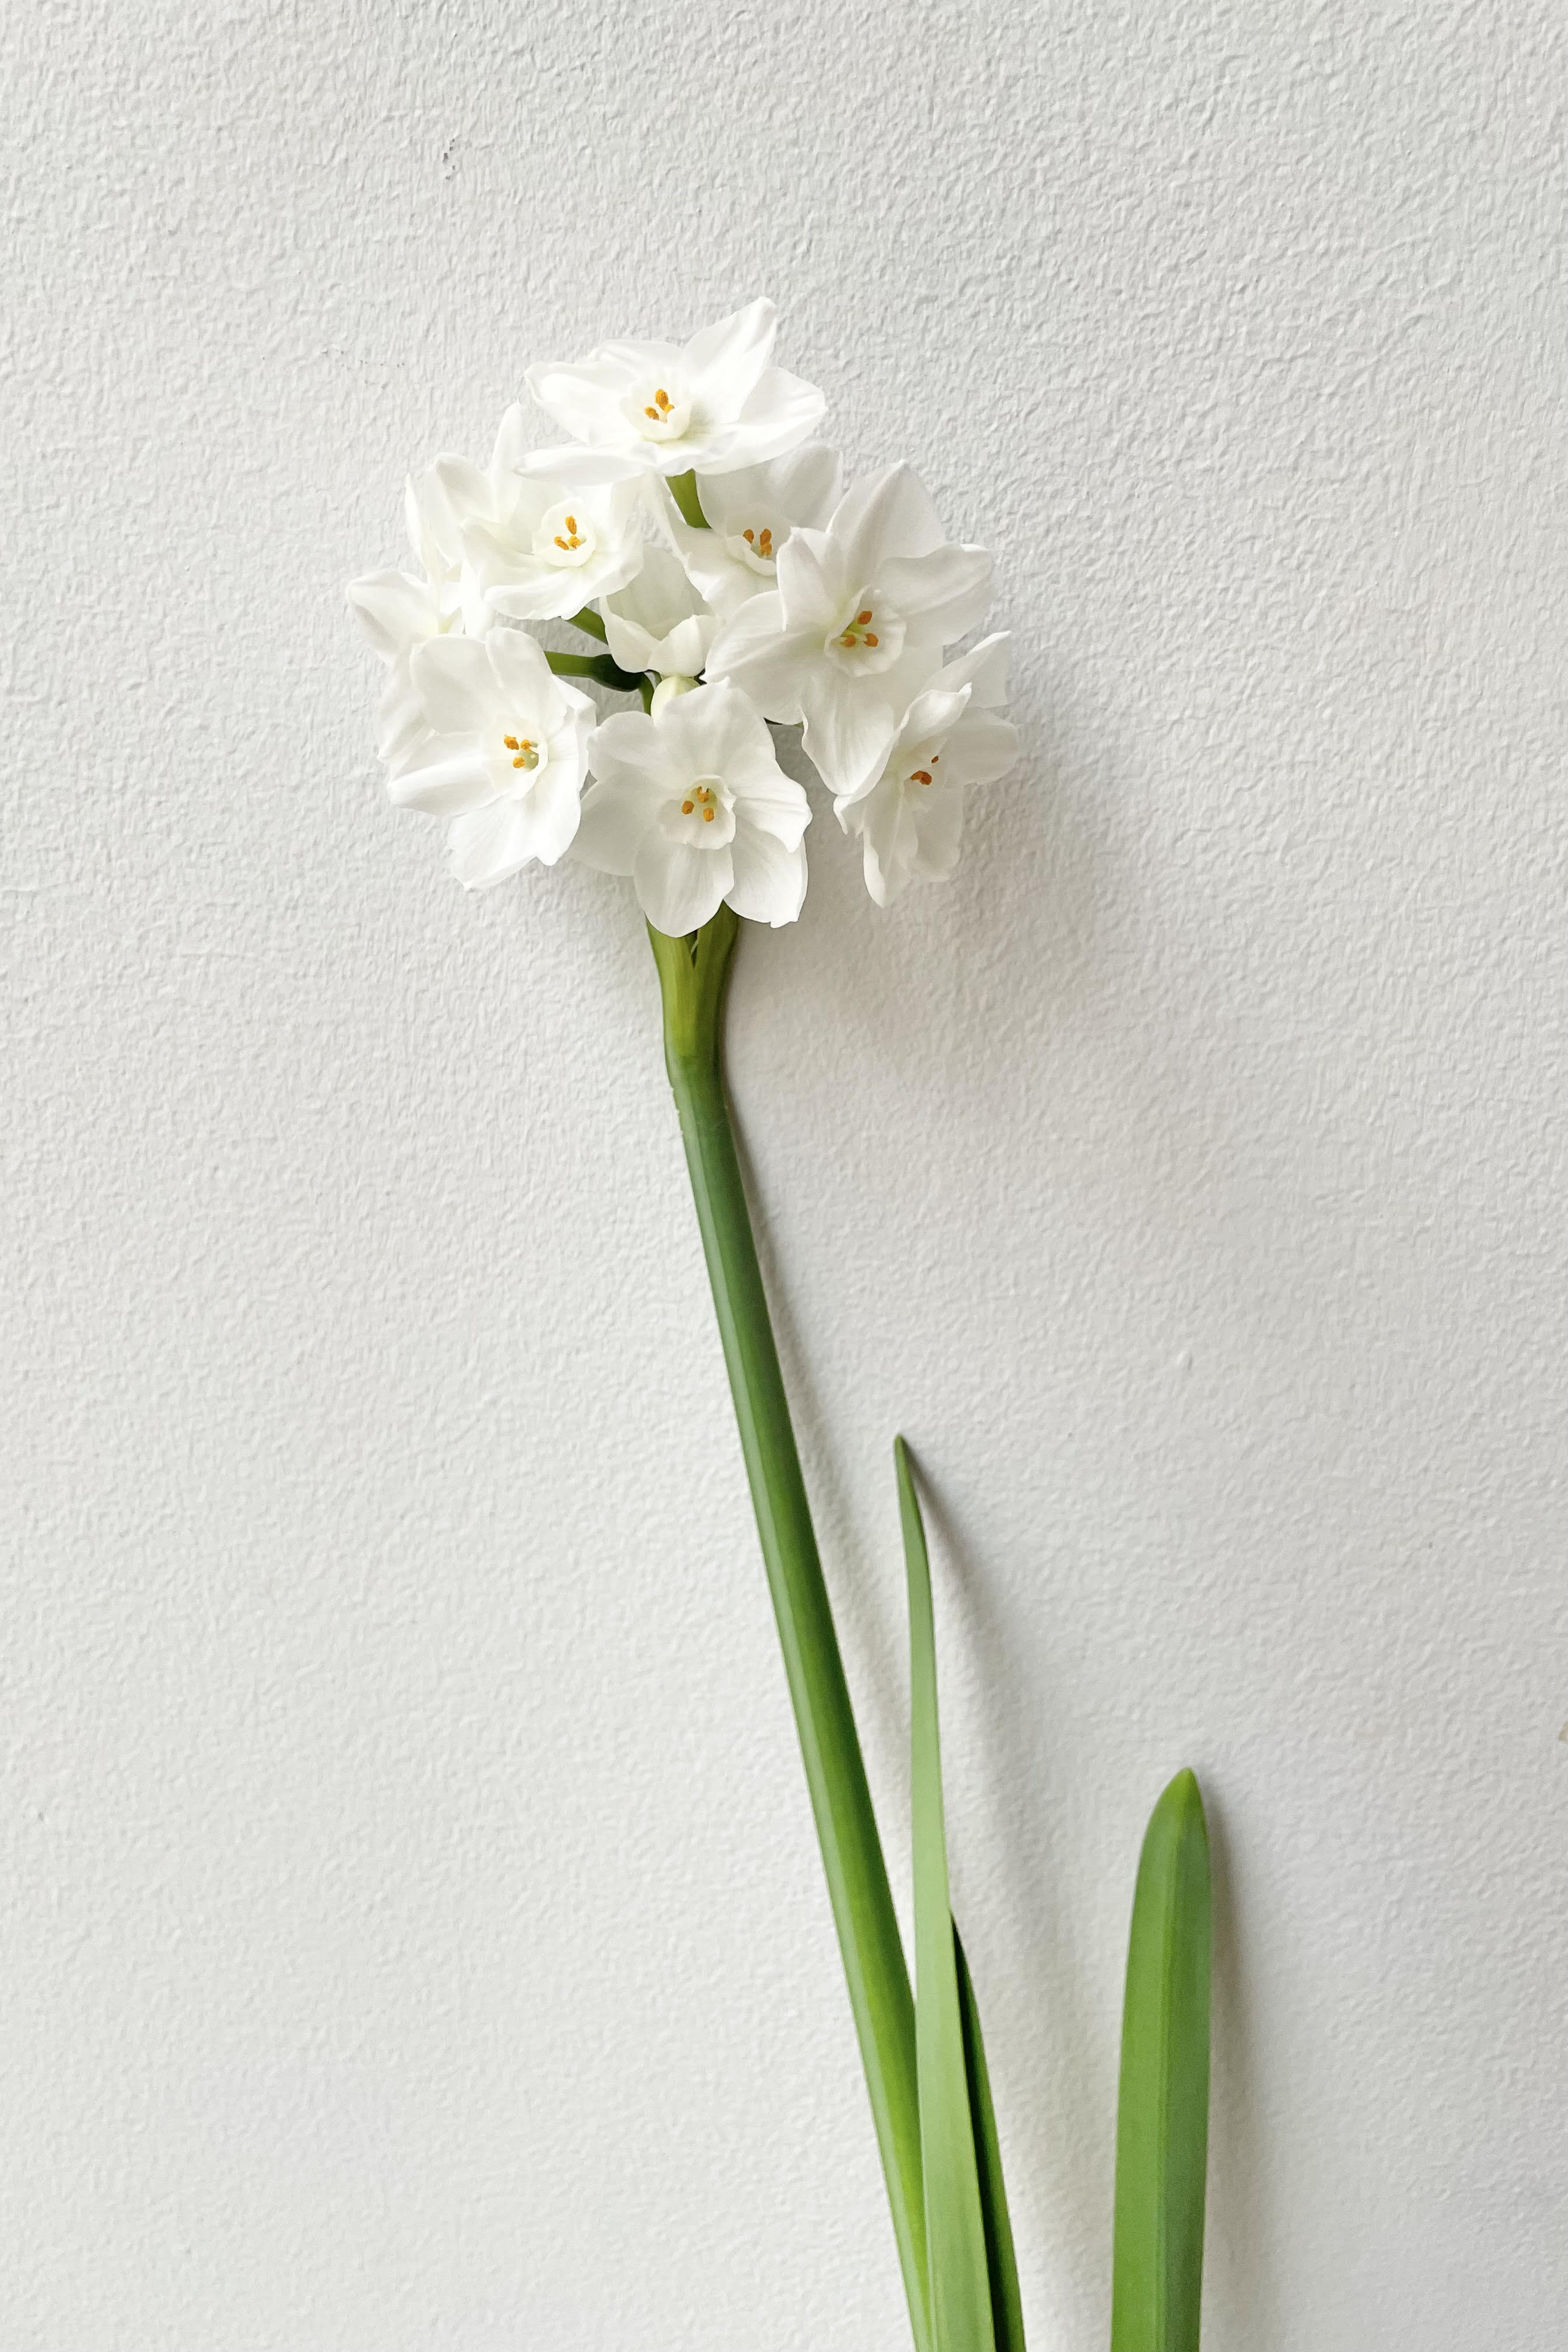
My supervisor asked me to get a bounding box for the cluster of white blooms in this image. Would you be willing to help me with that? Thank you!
[347,301,1018,929]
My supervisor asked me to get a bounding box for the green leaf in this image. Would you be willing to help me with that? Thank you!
[954,1924,1026,2352]
[898,1437,995,2352]
[1110,1769,1212,2352]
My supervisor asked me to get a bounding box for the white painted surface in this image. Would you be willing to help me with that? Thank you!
[4,3,1563,2346]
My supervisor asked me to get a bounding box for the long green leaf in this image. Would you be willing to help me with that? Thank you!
[652,916,930,2352]
[954,1924,1026,2352]
[1110,1769,1212,2352]
[898,1437,995,2352]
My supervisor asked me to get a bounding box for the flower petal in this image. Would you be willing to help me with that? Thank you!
[878,544,993,639]
[411,635,503,733]
[775,527,848,632]
[832,464,947,573]
[682,297,778,413]
[375,667,432,765]
[448,800,536,890]
[346,570,433,662]
[949,712,1019,788]
[799,677,899,801]
[657,677,771,776]
[662,615,719,674]
[523,361,628,446]
[601,611,659,672]
[726,823,808,926]
[890,686,971,766]
[939,631,1010,706]
[432,456,499,531]
[589,709,681,793]
[704,596,813,723]
[522,443,649,485]
[482,624,558,713]
[911,782,965,881]
[389,736,495,816]
[572,780,649,875]
[635,834,731,936]
[524,766,586,867]
[696,365,826,472]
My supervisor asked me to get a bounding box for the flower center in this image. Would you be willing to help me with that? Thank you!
[824,587,907,676]
[660,773,736,849]
[502,731,541,772]
[533,502,596,568]
[624,377,694,443]
[680,783,719,824]
[723,520,779,578]
[907,751,941,787]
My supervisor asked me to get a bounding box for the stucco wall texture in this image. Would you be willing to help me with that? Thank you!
[4,2,1563,2346]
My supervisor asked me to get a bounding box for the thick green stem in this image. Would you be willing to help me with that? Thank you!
[649,910,930,2352]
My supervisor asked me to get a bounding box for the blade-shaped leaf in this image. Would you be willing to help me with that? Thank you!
[954,1923,1026,2352]
[898,1437,995,2352]
[1110,1769,1212,2352]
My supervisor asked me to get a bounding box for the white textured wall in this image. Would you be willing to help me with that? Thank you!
[4,2,1563,2346]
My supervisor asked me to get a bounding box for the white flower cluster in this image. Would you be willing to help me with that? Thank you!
[347,300,1017,930]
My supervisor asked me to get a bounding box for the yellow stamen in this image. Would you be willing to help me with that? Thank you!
[702,806,715,822]
[681,799,694,814]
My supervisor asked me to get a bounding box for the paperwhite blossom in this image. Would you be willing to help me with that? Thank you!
[389,629,594,890]
[524,299,824,484]
[345,468,471,765]
[573,682,810,934]
[598,544,718,680]
[434,405,646,623]
[660,443,842,618]
[835,636,1019,907]
[705,464,992,803]
[348,299,1014,915]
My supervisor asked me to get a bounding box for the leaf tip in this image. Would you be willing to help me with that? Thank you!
[1161,1766,1208,1837]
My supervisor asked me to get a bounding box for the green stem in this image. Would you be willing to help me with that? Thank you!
[649,910,930,2352]
[667,468,708,529]
[568,605,608,642]
[546,648,646,693]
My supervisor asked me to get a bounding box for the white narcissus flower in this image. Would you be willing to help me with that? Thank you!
[390,629,594,891]
[524,299,825,484]
[346,468,471,765]
[573,682,810,934]
[705,465,992,805]
[660,443,844,618]
[835,636,1019,907]
[598,544,718,679]
[435,404,646,622]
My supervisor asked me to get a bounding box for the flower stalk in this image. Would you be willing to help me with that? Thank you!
[649,910,932,2352]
